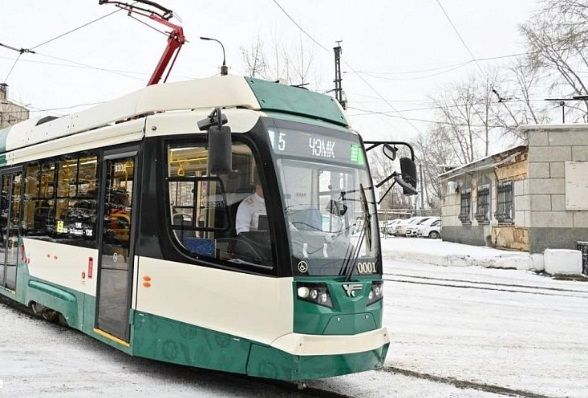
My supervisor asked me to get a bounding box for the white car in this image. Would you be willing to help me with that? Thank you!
[417,219,442,239]
[381,219,402,235]
[405,217,436,237]
[394,216,429,236]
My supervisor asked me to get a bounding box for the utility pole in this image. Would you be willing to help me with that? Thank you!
[419,163,424,212]
[333,41,346,110]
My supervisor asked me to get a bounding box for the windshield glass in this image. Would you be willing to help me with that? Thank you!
[268,122,380,276]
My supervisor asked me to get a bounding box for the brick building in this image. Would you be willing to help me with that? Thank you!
[0,83,29,128]
[440,124,588,253]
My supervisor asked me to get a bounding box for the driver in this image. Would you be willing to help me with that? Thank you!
[235,182,266,234]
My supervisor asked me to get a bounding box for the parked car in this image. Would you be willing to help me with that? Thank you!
[381,219,402,235]
[412,217,440,238]
[417,218,442,239]
[394,216,429,236]
[405,217,436,237]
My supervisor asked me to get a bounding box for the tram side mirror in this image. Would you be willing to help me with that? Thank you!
[207,125,233,175]
[396,157,418,195]
[327,199,348,216]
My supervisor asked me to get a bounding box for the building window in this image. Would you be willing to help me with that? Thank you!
[496,181,514,224]
[459,190,471,224]
[476,186,490,224]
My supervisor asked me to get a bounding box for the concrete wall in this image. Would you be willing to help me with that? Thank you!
[525,125,588,253]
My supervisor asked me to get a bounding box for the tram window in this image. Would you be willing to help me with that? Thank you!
[166,142,273,269]
[23,154,98,246]
[23,162,56,237]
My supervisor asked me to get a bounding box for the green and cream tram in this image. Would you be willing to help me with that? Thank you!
[0,76,416,381]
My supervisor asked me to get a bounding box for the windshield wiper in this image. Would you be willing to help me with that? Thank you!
[342,183,372,282]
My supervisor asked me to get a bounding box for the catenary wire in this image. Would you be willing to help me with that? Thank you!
[434,0,485,75]
[271,0,424,135]
[31,8,123,50]
[2,53,22,83]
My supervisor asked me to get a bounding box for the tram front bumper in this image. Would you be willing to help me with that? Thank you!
[246,328,390,381]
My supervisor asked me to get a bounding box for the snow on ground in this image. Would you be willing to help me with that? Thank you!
[381,254,588,397]
[0,297,508,398]
[1,237,587,397]
[380,236,534,269]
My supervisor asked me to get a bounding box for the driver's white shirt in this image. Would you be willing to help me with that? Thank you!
[236,193,266,234]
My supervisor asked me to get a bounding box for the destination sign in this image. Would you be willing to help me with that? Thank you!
[268,128,365,166]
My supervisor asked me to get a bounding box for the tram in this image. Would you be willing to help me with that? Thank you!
[0,2,417,383]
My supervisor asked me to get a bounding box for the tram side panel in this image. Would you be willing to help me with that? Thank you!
[131,136,295,375]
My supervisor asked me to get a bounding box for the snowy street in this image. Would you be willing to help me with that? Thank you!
[1,239,588,397]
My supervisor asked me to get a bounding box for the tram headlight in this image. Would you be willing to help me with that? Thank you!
[296,283,333,308]
[310,289,318,300]
[297,286,310,298]
[367,281,383,306]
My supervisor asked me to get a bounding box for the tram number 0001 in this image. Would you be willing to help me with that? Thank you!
[356,262,376,274]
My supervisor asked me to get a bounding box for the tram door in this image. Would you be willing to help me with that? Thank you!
[0,170,22,291]
[96,152,137,342]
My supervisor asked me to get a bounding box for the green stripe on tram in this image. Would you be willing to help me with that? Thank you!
[131,310,387,381]
[2,259,387,380]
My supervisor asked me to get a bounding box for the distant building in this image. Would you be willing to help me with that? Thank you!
[440,124,588,253]
[0,83,29,128]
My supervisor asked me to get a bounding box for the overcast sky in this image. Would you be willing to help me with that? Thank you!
[1,0,543,145]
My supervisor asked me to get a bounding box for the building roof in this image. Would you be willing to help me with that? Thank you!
[439,145,527,179]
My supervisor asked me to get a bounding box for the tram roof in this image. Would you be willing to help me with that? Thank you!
[0,76,348,155]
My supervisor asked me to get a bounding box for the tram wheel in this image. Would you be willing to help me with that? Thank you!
[57,313,69,326]
[41,309,58,322]
[31,301,44,315]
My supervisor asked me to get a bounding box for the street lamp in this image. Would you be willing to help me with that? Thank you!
[200,37,228,76]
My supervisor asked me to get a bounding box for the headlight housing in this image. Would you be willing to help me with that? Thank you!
[296,283,333,308]
[367,281,383,306]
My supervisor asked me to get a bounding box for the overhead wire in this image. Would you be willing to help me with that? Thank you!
[30,8,123,50]
[3,53,22,83]
[348,96,547,115]
[34,52,147,81]
[352,53,528,76]
[271,0,424,135]
[0,54,149,76]
[346,106,508,129]
[0,6,127,84]
[434,0,484,75]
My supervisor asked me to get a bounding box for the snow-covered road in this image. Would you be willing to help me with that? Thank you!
[1,251,587,397]
[379,259,588,398]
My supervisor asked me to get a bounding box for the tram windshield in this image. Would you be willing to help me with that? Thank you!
[269,124,380,276]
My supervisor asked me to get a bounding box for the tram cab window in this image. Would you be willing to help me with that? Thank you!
[166,142,273,269]
[23,153,98,247]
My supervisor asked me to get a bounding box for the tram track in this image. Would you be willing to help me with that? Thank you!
[383,272,588,298]
[381,366,558,398]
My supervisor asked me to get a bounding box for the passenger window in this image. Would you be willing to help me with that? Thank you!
[23,162,55,238]
[23,154,98,246]
[166,142,272,269]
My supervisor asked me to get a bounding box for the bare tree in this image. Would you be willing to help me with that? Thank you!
[240,35,319,89]
[241,36,268,78]
[520,0,588,118]
[431,78,485,165]
[490,59,551,141]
